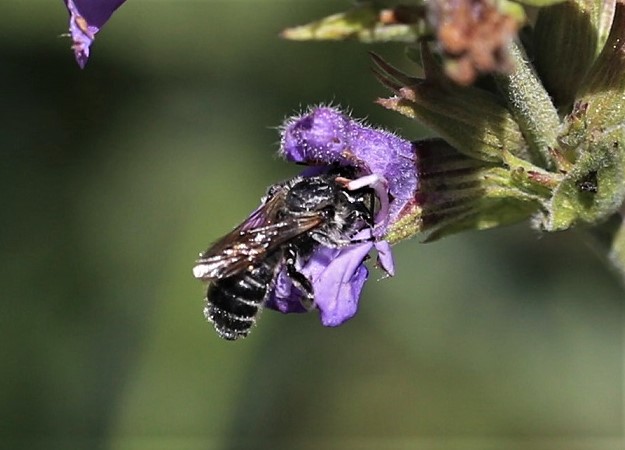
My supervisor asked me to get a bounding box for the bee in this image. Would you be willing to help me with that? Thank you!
[193,169,377,340]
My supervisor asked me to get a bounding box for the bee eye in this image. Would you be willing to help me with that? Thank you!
[321,205,335,218]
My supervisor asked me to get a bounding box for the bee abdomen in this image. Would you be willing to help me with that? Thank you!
[204,303,256,340]
[205,259,278,340]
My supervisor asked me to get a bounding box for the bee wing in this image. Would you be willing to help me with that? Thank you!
[193,191,323,281]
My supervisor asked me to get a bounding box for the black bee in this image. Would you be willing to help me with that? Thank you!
[193,169,376,340]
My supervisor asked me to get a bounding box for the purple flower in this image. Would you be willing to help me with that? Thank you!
[64,0,126,68]
[280,106,418,236]
[266,106,417,326]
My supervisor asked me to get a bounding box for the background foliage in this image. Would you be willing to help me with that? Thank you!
[1,1,622,449]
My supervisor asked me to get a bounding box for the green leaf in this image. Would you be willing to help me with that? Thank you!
[281,4,428,43]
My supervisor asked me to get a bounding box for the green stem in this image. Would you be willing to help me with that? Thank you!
[585,210,625,288]
[494,41,561,170]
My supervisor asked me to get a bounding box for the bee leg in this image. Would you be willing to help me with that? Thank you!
[309,229,352,247]
[310,228,374,247]
[347,234,375,245]
[285,248,315,311]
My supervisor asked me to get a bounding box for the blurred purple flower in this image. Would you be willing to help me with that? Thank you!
[267,106,417,326]
[64,0,126,68]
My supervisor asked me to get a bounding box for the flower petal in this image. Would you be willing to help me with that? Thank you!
[64,0,126,68]
[268,108,411,327]
[311,243,372,326]
[267,240,375,324]
[267,267,308,314]
[267,223,396,326]
[280,106,418,236]
[374,240,395,276]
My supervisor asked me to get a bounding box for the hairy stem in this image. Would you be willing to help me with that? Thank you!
[494,41,561,170]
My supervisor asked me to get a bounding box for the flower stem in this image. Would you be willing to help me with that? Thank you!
[494,41,561,170]
[585,209,625,287]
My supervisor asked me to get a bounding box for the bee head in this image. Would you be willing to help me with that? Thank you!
[285,176,337,213]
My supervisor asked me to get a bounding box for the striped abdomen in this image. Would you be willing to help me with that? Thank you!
[204,252,281,340]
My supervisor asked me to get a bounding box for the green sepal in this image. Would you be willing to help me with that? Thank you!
[496,0,528,21]
[542,133,625,231]
[558,102,591,157]
[422,196,540,242]
[385,139,544,244]
[533,0,616,110]
[281,3,428,43]
[502,149,562,196]
[536,4,625,231]
[510,0,570,8]
[576,3,625,133]
[372,48,528,164]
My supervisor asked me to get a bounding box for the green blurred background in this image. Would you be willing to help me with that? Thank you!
[1,1,623,449]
